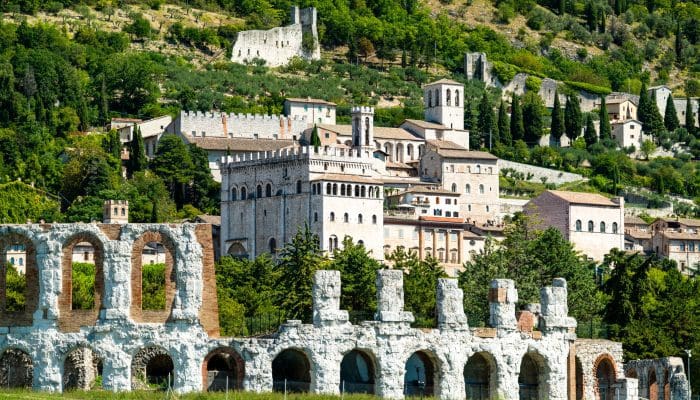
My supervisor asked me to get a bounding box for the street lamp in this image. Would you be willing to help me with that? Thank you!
[685,349,692,396]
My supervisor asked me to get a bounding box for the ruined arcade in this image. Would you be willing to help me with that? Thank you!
[0,222,643,399]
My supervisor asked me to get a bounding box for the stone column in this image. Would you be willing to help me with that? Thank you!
[375,269,414,323]
[32,338,61,392]
[312,270,348,327]
[312,350,342,395]
[436,278,468,331]
[173,341,202,393]
[376,353,405,400]
[100,240,130,321]
[488,279,517,330]
[101,349,131,392]
[540,278,576,333]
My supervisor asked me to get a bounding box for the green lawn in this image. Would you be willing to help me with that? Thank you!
[0,391,380,400]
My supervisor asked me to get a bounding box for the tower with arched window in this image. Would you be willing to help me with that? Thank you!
[422,79,464,131]
[351,106,375,151]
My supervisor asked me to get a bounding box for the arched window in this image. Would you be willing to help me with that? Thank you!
[365,117,371,145]
[361,186,366,197]
[265,184,272,197]
[230,187,237,201]
[241,187,247,199]
[326,183,331,195]
[428,90,432,108]
[600,222,606,233]
[434,89,440,106]
[358,214,363,224]
[575,220,582,231]
[341,184,346,196]
[333,183,338,195]
[296,180,302,194]
[465,184,471,194]
[612,222,618,234]
[344,213,349,223]
[355,185,360,197]
[330,212,335,221]
[451,183,457,192]
[372,215,377,224]
[369,187,374,197]
[376,186,381,198]
[268,238,277,253]
[476,165,481,173]
[588,221,594,232]
[314,212,318,222]
[479,184,484,194]
[455,90,460,106]
[256,185,262,198]
[312,184,316,195]
[446,89,451,106]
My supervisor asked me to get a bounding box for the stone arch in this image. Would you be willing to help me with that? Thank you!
[62,346,102,391]
[227,243,247,259]
[130,231,177,323]
[575,356,584,400]
[648,369,658,400]
[0,232,39,326]
[131,346,174,390]
[265,183,272,197]
[272,348,312,392]
[340,349,376,394]
[593,354,616,400]
[519,351,548,400]
[404,350,439,396]
[384,142,393,162]
[396,142,405,163]
[58,232,105,332]
[0,348,33,388]
[230,186,237,201]
[464,351,497,399]
[202,347,245,392]
[241,186,247,200]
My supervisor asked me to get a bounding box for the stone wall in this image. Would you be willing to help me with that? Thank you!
[170,111,308,140]
[625,357,690,400]
[499,159,585,185]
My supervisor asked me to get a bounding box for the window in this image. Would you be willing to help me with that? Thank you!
[121,208,126,216]
[451,183,457,192]
[434,89,439,106]
[398,229,404,239]
[476,165,481,173]
[231,188,237,201]
[326,183,331,195]
[296,180,302,194]
[588,221,594,232]
[680,243,686,252]
[344,213,349,223]
[612,222,618,234]
[690,242,696,252]
[372,215,377,224]
[269,238,277,253]
[600,221,606,233]
[256,185,262,198]
[333,184,338,195]
[455,90,460,106]
[358,214,363,224]
[314,212,318,222]
[479,184,484,194]
[341,185,346,196]
[446,89,451,106]
[465,184,471,194]
[265,184,272,197]
[486,205,490,212]
[312,185,316,195]
[575,220,582,231]
[355,186,360,197]
[241,187,247,199]
[446,199,451,205]
[428,90,432,107]
[454,212,459,217]
[436,197,440,204]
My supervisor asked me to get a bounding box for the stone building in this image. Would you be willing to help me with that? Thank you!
[611,119,647,151]
[651,217,700,275]
[624,216,652,253]
[231,6,320,67]
[285,98,337,125]
[525,190,625,261]
[625,357,691,400]
[0,228,645,398]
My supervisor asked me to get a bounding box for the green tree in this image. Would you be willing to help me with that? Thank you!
[584,114,598,147]
[71,262,95,310]
[664,94,680,132]
[639,83,666,139]
[550,91,564,145]
[142,263,165,310]
[127,125,147,178]
[276,224,329,321]
[188,144,220,214]
[331,237,381,313]
[151,134,194,209]
[123,13,153,40]
[598,96,611,141]
[5,263,26,312]
[310,124,321,149]
[564,95,583,142]
[510,94,525,143]
[104,53,162,114]
[104,129,122,161]
[522,92,544,145]
[497,100,511,146]
[686,98,697,137]
[477,92,495,149]
[216,254,280,319]
[640,139,656,160]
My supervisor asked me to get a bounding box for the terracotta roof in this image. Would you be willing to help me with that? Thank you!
[662,231,700,240]
[195,215,221,225]
[546,190,619,207]
[286,97,336,106]
[313,173,382,185]
[111,117,142,123]
[657,217,700,227]
[625,216,648,226]
[425,78,462,86]
[183,136,295,152]
[318,124,421,141]
[605,97,636,105]
[402,119,447,130]
[386,161,414,169]
[625,229,651,240]
[426,139,466,150]
[397,186,459,196]
[419,216,463,223]
[435,148,498,160]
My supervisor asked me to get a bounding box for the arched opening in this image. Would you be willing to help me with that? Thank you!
[404,351,437,396]
[341,184,346,196]
[63,347,102,391]
[227,243,248,259]
[396,143,404,163]
[1,234,38,326]
[132,346,174,390]
[0,349,32,388]
[202,347,245,392]
[241,186,247,200]
[326,183,332,195]
[354,185,360,197]
[576,357,584,400]
[595,357,616,400]
[256,185,262,198]
[272,349,311,393]
[230,187,237,201]
[455,90,460,107]
[407,144,414,160]
[464,352,496,399]
[131,232,176,323]
[648,370,658,400]
[265,184,272,197]
[268,238,277,253]
[446,89,451,106]
[60,234,105,332]
[384,143,393,162]
[519,352,546,400]
[296,180,302,194]
[340,350,376,394]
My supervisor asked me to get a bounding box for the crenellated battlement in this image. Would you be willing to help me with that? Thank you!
[351,106,374,114]
[219,145,377,169]
[180,110,307,122]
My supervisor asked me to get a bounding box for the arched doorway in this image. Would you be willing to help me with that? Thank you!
[575,357,584,400]
[519,352,546,400]
[202,347,244,392]
[340,350,375,394]
[131,346,174,390]
[63,347,102,391]
[272,349,311,392]
[595,357,616,400]
[648,370,658,400]
[0,348,33,388]
[404,351,437,396]
[464,352,496,399]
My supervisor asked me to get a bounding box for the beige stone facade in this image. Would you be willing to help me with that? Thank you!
[651,218,700,275]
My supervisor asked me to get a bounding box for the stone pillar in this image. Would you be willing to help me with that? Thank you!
[488,279,517,329]
[33,342,61,392]
[540,278,576,332]
[670,371,690,400]
[35,241,60,325]
[375,269,414,323]
[101,349,131,391]
[312,270,348,327]
[436,278,468,330]
[616,377,639,400]
[312,351,342,395]
[376,354,405,400]
[100,240,130,320]
[173,341,202,393]
[171,227,203,323]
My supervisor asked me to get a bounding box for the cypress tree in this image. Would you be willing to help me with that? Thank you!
[550,91,564,145]
[599,96,611,141]
[497,100,511,146]
[522,92,544,145]
[108,129,121,160]
[510,94,524,142]
[128,125,147,178]
[564,95,582,141]
[477,92,495,149]
[664,94,680,132]
[686,97,697,137]
[640,86,666,139]
[310,124,321,150]
[585,1,597,32]
[584,114,598,147]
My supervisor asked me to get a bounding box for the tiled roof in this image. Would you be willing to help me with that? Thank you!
[195,215,221,225]
[425,78,462,86]
[625,229,651,240]
[662,231,700,240]
[625,216,648,226]
[546,190,619,207]
[318,124,421,141]
[419,216,463,223]
[183,136,295,152]
[435,148,498,160]
[286,97,337,106]
[398,186,459,196]
[402,119,447,130]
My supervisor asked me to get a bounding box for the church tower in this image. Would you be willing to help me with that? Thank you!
[423,79,464,130]
[351,106,374,150]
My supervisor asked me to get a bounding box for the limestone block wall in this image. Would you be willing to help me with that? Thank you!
[625,357,690,400]
[170,111,308,140]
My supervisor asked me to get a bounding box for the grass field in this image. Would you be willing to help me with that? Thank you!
[0,391,381,400]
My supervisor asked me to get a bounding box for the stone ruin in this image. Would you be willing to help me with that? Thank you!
[0,222,662,399]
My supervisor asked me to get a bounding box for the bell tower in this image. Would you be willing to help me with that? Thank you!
[423,79,464,130]
[351,106,374,150]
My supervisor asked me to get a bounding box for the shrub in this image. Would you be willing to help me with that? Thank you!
[491,61,519,83]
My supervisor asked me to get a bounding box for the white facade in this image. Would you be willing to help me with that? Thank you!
[611,120,646,150]
[284,98,336,125]
[423,79,465,131]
